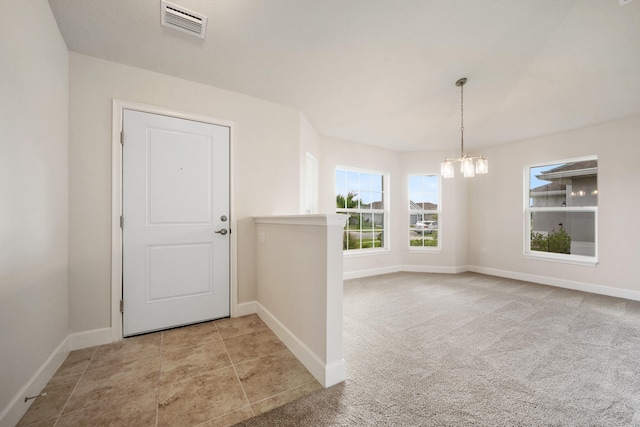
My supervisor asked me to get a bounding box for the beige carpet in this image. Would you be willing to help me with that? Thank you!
[238,272,640,426]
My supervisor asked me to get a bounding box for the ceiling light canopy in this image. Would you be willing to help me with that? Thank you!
[441,78,488,179]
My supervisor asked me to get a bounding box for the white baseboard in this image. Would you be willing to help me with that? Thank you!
[255,302,345,388]
[403,264,469,274]
[344,264,640,301]
[236,301,257,317]
[343,265,401,280]
[70,328,112,351]
[0,327,117,427]
[0,336,71,427]
[344,264,471,280]
[324,359,347,388]
[468,265,640,301]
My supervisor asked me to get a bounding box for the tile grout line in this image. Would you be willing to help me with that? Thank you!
[217,317,319,419]
[28,317,310,427]
[229,347,291,367]
[51,345,99,426]
[156,332,164,427]
[216,321,256,418]
[250,379,319,407]
[194,406,253,427]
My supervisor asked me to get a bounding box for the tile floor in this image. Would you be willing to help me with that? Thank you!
[18,314,322,427]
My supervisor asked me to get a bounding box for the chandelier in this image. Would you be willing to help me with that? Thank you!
[440,77,488,178]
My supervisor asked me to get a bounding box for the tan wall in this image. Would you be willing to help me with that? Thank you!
[68,53,302,332]
[0,1,69,413]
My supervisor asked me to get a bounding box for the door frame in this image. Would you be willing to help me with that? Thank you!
[110,99,238,342]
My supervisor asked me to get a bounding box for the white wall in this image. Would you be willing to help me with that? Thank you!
[6,2,638,421]
[319,136,471,276]
[400,152,469,271]
[468,115,640,294]
[0,0,69,417]
[254,215,345,387]
[299,113,321,214]
[319,136,403,275]
[320,115,640,295]
[68,53,302,332]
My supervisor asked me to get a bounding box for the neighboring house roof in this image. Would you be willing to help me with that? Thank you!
[542,160,597,174]
[530,182,566,193]
[534,159,597,185]
[409,201,437,211]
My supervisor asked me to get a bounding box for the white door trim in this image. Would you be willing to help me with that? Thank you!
[111,99,238,342]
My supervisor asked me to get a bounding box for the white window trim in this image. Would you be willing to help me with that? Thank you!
[303,152,318,214]
[336,166,390,255]
[343,246,391,257]
[408,173,442,252]
[523,156,598,267]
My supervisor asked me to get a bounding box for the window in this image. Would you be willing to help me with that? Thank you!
[409,174,440,249]
[336,168,386,252]
[525,157,597,265]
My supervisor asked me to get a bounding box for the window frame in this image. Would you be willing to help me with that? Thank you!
[523,155,598,266]
[335,166,389,255]
[408,173,442,252]
[303,152,318,214]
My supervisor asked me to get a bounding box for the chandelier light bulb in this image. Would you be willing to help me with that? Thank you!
[462,157,475,178]
[476,157,488,174]
[441,160,455,179]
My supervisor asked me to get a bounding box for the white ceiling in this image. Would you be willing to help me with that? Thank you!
[48,0,640,152]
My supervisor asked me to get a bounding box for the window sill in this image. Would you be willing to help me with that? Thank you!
[524,252,598,267]
[409,248,442,253]
[343,248,390,258]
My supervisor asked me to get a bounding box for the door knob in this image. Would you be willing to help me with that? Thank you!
[215,229,228,235]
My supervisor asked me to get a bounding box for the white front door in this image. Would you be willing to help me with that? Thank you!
[122,109,230,336]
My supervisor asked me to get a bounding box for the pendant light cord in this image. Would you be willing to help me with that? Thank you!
[460,80,464,158]
[441,77,487,178]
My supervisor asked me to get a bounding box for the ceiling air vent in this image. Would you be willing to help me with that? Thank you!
[161,1,207,39]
